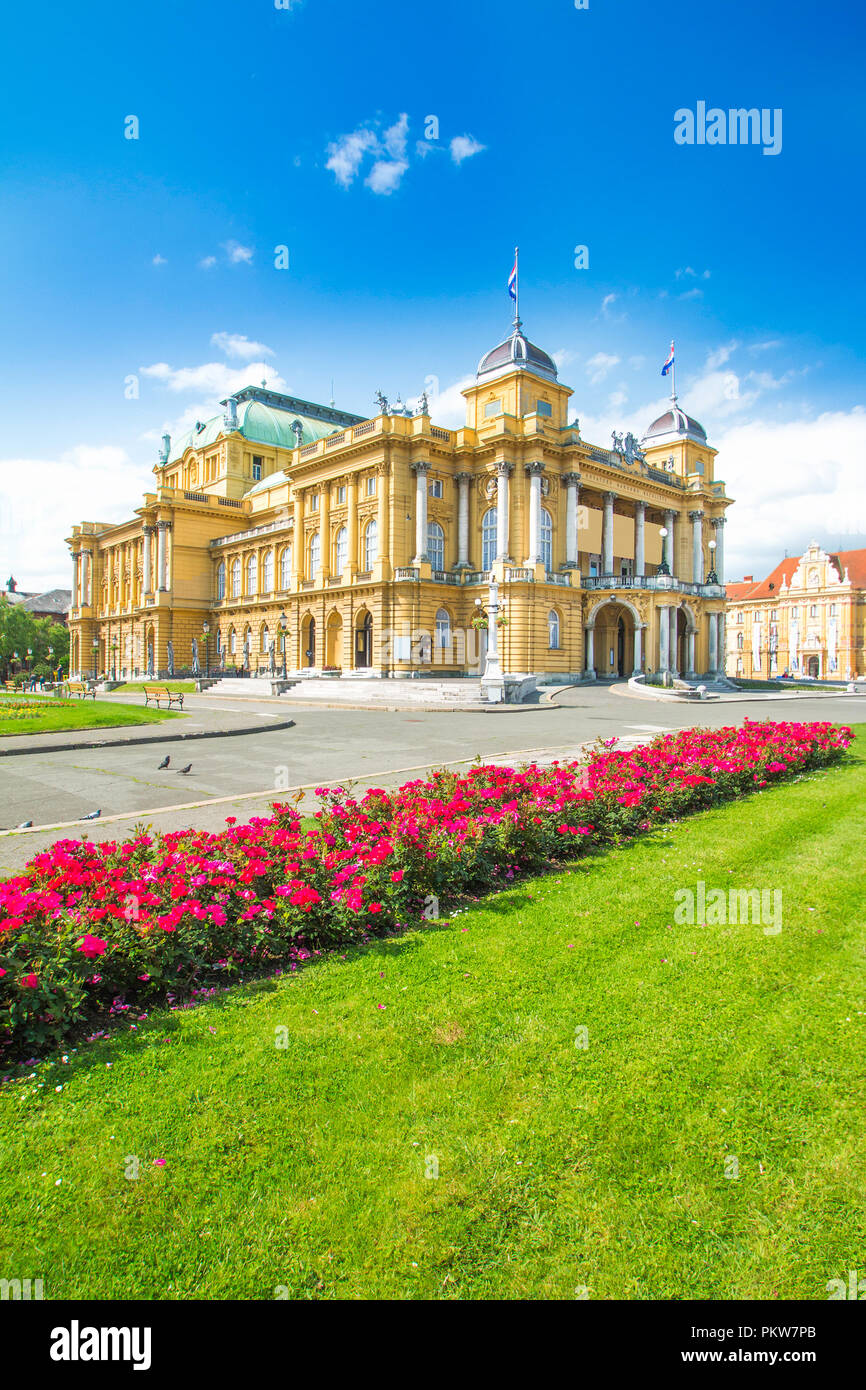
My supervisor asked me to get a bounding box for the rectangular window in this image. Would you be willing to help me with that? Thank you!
[484,399,502,418]
[252,455,263,482]
[589,555,600,578]
[810,605,817,618]
[430,479,443,499]
[737,612,743,623]
[536,400,552,417]
[829,603,837,617]
[366,477,376,496]
[337,485,347,504]
[309,494,319,512]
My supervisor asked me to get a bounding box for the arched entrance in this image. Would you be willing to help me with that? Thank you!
[326,611,343,667]
[301,614,316,668]
[355,611,373,668]
[807,655,819,678]
[586,598,641,677]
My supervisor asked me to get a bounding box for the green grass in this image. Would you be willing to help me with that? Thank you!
[0,696,183,736]
[117,681,197,694]
[1,729,863,1300]
[731,677,840,692]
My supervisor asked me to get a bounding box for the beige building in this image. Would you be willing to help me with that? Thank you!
[725,541,866,679]
[67,315,733,685]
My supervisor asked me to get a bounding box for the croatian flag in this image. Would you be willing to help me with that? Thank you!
[661,341,675,377]
[507,253,518,303]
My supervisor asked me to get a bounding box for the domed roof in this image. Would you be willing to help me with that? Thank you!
[642,402,707,444]
[477,326,558,383]
[167,388,360,463]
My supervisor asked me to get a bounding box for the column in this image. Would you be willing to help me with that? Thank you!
[411,461,430,562]
[563,472,580,567]
[711,516,725,580]
[584,625,595,675]
[525,462,544,565]
[143,528,153,596]
[708,611,719,673]
[686,627,696,678]
[376,467,390,575]
[690,510,704,584]
[634,501,646,576]
[345,479,357,575]
[293,488,305,580]
[495,462,512,560]
[72,551,79,607]
[602,492,616,575]
[319,484,330,580]
[717,611,726,672]
[669,606,679,675]
[157,522,168,591]
[632,624,642,675]
[664,510,676,575]
[659,606,670,673]
[456,472,471,566]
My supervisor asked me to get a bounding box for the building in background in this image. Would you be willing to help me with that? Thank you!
[67,313,732,684]
[725,542,866,679]
[0,579,71,624]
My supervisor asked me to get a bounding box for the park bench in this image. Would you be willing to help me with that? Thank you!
[143,684,185,710]
[67,681,96,700]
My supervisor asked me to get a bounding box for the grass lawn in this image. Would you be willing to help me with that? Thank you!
[118,681,197,694]
[0,696,183,737]
[0,728,863,1300]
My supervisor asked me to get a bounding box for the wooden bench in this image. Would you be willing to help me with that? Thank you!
[67,681,96,700]
[143,684,185,709]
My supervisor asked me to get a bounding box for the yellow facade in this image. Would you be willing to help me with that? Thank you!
[67,321,733,685]
[725,542,866,680]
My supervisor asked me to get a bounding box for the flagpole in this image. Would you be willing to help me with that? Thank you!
[513,245,519,329]
[670,341,677,403]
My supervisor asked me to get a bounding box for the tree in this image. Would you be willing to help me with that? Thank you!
[0,603,69,682]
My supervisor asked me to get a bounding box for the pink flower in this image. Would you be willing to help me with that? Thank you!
[153,1158,166,1167]
[77,933,108,959]
[21,973,39,988]
[390,870,404,883]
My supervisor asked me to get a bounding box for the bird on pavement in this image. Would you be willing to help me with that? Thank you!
[157,755,170,770]
[81,809,102,820]
[16,821,33,829]
[178,763,192,774]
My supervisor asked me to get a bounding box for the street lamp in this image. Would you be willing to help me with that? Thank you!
[202,621,210,677]
[91,637,99,681]
[474,583,507,703]
[111,639,118,682]
[26,647,33,688]
[279,611,288,680]
[657,526,671,576]
[706,538,719,586]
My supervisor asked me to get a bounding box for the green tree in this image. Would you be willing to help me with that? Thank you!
[0,603,69,682]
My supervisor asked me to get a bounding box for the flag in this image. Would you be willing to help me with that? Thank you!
[661,341,675,377]
[507,253,518,303]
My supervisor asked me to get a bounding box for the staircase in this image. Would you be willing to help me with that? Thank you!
[202,676,298,698]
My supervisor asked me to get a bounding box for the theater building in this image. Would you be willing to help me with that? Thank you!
[725,542,866,680]
[67,315,733,684]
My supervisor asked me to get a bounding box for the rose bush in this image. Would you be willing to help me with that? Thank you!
[0,719,851,1058]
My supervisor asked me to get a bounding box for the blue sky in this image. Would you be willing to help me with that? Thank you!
[1,0,865,587]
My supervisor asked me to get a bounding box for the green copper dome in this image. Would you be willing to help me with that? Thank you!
[167,385,365,463]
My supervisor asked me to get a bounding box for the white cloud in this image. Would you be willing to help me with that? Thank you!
[384,113,409,159]
[679,287,703,300]
[0,445,152,590]
[599,293,625,321]
[139,360,286,397]
[223,240,254,265]
[152,254,167,266]
[410,376,474,429]
[365,159,409,195]
[210,332,274,361]
[706,341,740,370]
[676,266,711,280]
[326,127,379,188]
[199,255,217,270]
[585,352,620,385]
[608,389,628,409]
[450,135,485,164]
[749,339,782,354]
[629,355,646,371]
[552,348,578,369]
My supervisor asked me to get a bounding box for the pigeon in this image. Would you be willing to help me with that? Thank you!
[81,809,102,820]
[16,821,33,829]
[157,755,170,770]
[178,763,192,775]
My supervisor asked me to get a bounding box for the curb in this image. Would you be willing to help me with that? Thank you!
[0,719,296,758]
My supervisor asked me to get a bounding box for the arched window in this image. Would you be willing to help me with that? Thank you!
[427,521,445,571]
[482,508,497,570]
[540,508,553,572]
[435,607,451,650]
[261,625,270,653]
[279,545,292,589]
[548,609,560,650]
[216,561,225,600]
[246,554,257,595]
[229,628,236,655]
[309,531,321,576]
[364,518,378,571]
[231,558,241,597]
[262,550,273,593]
[334,526,348,575]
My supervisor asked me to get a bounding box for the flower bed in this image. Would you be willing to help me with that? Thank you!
[0,719,851,1058]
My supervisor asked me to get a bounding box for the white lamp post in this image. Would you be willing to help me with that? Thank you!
[476,580,506,704]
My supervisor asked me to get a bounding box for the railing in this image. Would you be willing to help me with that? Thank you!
[218,497,243,508]
[432,570,460,584]
[546,572,571,586]
[299,443,319,459]
[394,567,419,581]
[462,571,492,585]
[430,426,451,442]
[211,518,292,548]
[353,421,375,438]
[581,575,726,598]
[355,571,372,581]
[504,568,534,583]
[184,491,209,503]
[325,432,346,449]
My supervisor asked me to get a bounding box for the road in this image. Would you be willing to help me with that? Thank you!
[0,688,861,873]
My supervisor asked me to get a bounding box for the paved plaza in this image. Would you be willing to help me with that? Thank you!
[0,686,861,873]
